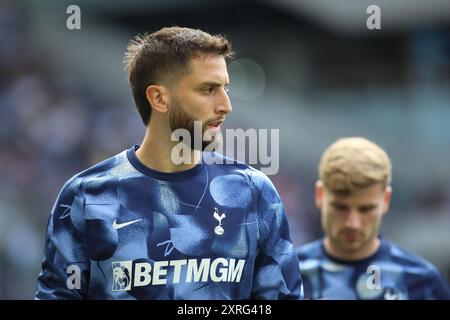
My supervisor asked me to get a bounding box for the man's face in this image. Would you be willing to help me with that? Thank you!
[317,182,391,259]
[169,54,232,150]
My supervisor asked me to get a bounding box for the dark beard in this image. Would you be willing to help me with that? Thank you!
[169,102,214,151]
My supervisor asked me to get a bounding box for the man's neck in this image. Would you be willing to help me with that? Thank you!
[136,125,201,173]
[323,237,381,262]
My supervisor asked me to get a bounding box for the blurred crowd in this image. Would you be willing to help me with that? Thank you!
[1,2,450,299]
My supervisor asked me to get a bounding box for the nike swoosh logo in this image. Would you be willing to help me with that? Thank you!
[112,218,142,230]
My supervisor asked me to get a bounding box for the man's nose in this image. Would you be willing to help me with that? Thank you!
[344,210,362,228]
[216,89,232,114]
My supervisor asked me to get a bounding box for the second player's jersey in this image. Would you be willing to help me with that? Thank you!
[297,239,450,300]
[36,145,302,300]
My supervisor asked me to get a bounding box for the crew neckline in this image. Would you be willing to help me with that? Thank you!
[126,145,205,181]
[320,237,388,265]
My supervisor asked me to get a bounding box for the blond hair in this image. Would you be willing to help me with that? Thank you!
[319,137,391,195]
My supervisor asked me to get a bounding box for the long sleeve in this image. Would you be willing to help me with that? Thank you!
[35,178,90,299]
[251,173,303,299]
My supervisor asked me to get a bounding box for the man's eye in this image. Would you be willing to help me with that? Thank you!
[359,207,374,214]
[203,87,214,94]
[333,204,347,211]
[224,86,230,93]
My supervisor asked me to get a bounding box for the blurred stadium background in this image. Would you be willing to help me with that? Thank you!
[1,0,450,299]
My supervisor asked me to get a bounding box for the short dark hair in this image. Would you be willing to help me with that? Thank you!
[124,26,234,126]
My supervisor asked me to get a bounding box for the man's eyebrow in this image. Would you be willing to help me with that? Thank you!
[331,201,348,207]
[358,204,378,209]
[196,81,229,88]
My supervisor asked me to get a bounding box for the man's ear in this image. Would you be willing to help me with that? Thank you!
[383,185,392,214]
[315,180,324,210]
[146,84,170,113]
